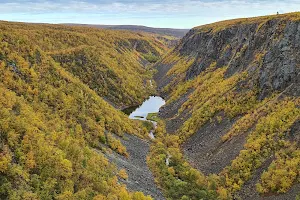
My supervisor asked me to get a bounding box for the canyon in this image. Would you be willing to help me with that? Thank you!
[0,12,300,200]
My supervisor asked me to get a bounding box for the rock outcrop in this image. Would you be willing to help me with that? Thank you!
[157,14,300,99]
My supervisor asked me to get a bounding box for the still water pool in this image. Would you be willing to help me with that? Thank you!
[122,96,165,120]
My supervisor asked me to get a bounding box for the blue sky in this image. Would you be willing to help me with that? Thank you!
[0,0,300,28]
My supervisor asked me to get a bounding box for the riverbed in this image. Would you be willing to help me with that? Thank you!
[110,95,166,199]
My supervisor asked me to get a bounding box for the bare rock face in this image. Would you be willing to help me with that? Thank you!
[156,18,300,100]
[183,115,242,175]
[106,134,165,200]
[155,17,300,136]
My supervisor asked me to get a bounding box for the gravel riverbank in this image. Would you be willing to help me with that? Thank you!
[106,133,165,200]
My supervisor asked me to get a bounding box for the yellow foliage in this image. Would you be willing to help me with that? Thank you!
[0,21,160,199]
[118,169,129,180]
[0,147,12,173]
[25,151,36,170]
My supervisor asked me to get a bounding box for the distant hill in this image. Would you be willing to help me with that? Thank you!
[64,24,189,38]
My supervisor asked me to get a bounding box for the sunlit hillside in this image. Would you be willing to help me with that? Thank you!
[0,21,168,200]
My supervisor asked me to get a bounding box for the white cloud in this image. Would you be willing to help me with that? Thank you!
[0,0,300,28]
[0,0,299,13]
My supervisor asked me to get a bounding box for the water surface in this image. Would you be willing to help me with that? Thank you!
[123,96,165,121]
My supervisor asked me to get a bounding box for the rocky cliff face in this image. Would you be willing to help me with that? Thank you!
[157,14,300,99]
[155,13,300,199]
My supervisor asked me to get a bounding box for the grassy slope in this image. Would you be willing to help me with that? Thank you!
[0,21,168,200]
[1,21,168,108]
